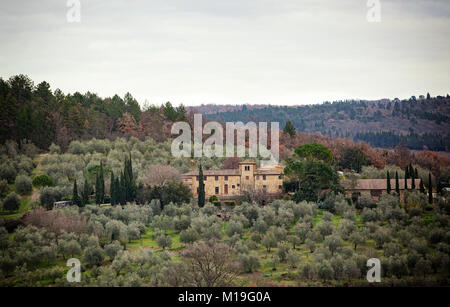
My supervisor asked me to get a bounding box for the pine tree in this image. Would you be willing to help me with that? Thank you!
[198,164,205,208]
[81,178,89,207]
[283,120,296,138]
[395,171,400,194]
[110,172,115,205]
[386,171,391,194]
[419,179,425,194]
[428,173,433,204]
[72,179,80,206]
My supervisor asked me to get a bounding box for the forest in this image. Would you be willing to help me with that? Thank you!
[0,74,450,287]
[205,97,450,151]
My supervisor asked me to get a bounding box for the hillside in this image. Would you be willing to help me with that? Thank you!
[200,96,450,151]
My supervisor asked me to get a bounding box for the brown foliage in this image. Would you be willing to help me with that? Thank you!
[181,239,238,287]
[141,164,181,187]
[222,157,241,169]
[23,207,87,234]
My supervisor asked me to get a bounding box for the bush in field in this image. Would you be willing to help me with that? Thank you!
[84,246,105,267]
[262,232,277,253]
[293,222,311,243]
[317,261,334,281]
[0,227,9,250]
[2,192,20,211]
[305,238,316,253]
[180,228,200,245]
[276,243,291,262]
[287,249,301,268]
[316,220,334,238]
[156,233,172,250]
[104,241,124,260]
[32,174,54,188]
[49,143,61,154]
[372,228,391,248]
[39,187,63,209]
[225,220,244,237]
[0,164,17,183]
[323,234,344,256]
[298,262,317,280]
[15,175,32,195]
[0,179,9,198]
[239,252,261,273]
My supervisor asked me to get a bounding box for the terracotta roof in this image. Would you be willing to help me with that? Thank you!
[181,169,240,177]
[180,167,282,177]
[341,179,421,190]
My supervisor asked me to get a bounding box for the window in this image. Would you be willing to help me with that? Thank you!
[244,166,250,171]
[246,176,249,180]
[196,176,199,181]
[225,176,228,180]
[196,187,199,194]
[263,175,266,180]
[278,185,282,190]
[224,184,228,194]
[204,176,207,181]
[263,185,267,193]
[237,184,240,187]
[215,176,219,181]
[232,185,235,189]
[215,187,219,194]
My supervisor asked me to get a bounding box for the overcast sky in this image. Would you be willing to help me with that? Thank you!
[0,0,449,106]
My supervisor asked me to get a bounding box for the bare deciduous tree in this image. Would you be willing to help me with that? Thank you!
[142,164,180,187]
[181,239,238,287]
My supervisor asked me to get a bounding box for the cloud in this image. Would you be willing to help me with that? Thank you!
[0,0,449,105]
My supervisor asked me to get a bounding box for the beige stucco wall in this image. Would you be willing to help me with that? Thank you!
[185,163,283,198]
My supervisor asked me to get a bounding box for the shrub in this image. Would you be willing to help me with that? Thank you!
[32,174,54,188]
[156,233,172,250]
[49,143,61,154]
[84,246,105,267]
[39,187,63,209]
[239,252,261,273]
[3,192,21,211]
[15,175,32,195]
[0,179,9,198]
[0,164,17,184]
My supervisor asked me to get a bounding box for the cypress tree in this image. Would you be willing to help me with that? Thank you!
[428,173,433,204]
[99,161,105,203]
[82,178,89,207]
[411,168,416,190]
[386,171,391,194]
[95,172,101,204]
[404,168,408,191]
[198,164,205,208]
[419,179,425,194]
[414,168,418,179]
[110,172,115,205]
[395,171,400,194]
[72,179,80,206]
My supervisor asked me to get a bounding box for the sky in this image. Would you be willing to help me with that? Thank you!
[0,0,449,106]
